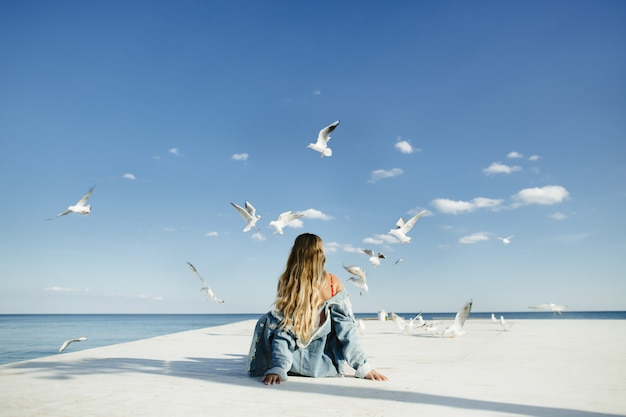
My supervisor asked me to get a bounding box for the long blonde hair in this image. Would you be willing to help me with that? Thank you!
[275,233,327,343]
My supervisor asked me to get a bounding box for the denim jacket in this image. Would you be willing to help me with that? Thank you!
[247,289,373,381]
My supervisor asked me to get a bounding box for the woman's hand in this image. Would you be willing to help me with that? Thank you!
[261,373,282,385]
[364,369,388,381]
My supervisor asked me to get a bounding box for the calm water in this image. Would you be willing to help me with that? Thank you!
[1,311,624,366]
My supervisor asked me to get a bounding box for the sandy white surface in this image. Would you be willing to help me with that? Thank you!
[1,318,625,417]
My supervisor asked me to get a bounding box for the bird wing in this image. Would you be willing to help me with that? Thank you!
[59,336,87,352]
[231,202,253,221]
[278,211,303,224]
[343,265,366,280]
[390,312,406,330]
[399,210,427,233]
[45,209,71,221]
[377,252,386,259]
[454,299,473,329]
[362,248,374,257]
[394,217,406,228]
[75,186,95,207]
[187,262,208,286]
[244,201,257,217]
[317,120,340,143]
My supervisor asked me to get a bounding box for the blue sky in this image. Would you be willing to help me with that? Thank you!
[1,1,624,314]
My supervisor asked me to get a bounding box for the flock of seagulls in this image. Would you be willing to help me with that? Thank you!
[46,120,552,351]
[390,299,474,337]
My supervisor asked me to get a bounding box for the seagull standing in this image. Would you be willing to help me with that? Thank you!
[388,209,427,244]
[307,120,339,157]
[362,249,386,266]
[187,262,224,303]
[45,186,95,221]
[342,264,368,295]
[269,211,303,235]
[499,315,509,331]
[497,234,515,245]
[230,201,261,232]
[441,299,473,337]
[59,336,88,352]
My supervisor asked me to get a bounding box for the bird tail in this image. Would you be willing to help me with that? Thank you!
[323,148,332,157]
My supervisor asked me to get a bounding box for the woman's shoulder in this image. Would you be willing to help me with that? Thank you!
[329,273,345,293]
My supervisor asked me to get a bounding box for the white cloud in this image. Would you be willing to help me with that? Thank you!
[324,242,341,253]
[395,140,415,154]
[169,148,182,156]
[362,237,383,245]
[162,227,176,232]
[301,208,333,220]
[459,232,490,244]
[368,168,404,183]
[483,162,522,175]
[507,151,523,159]
[432,197,503,214]
[313,90,321,95]
[123,173,136,180]
[550,212,567,220]
[205,231,219,237]
[105,292,163,301]
[232,153,249,161]
[511,185,569,207]
[529,155,541,161]
[45,286,89,292]
[252,232,266,241]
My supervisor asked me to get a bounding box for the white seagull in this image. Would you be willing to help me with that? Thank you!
[497,234,515,245]
[529,303,567,314]
[45,186,95,221]
[499,315,510,331]
[362,249,386,266]
[342,264,368,295]
[187,262,224,303]
[59,336,88,352]
[388,209,427,244]
[491,313,498,323]
[307,120,339,157]
[390,312,422,335]
[230,201,261,232]
[441,299,473,337]
[269,211,303,235]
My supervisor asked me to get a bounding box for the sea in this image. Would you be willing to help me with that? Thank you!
[1,311,624,366]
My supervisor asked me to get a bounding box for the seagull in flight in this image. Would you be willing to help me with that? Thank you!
[394,258,404,265]
[441,299,473,337]
[269,211,303,235]
[307,120,339,157]
[362,249,386,266]
[529,303,567,314]
[497,234,515,245]
[59,336,88,352]
[230,201,261,232]
[342,264,368,295]
[187,262,224,303]
[390,312,422,335]
[388,209,427,244]
[45,186,95,221]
